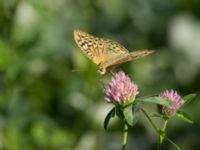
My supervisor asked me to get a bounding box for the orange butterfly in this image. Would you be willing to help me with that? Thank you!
[74,29,154,74]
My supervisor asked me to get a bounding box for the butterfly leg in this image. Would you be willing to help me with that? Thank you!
[99,74,106,88]
[108,70,115,76]
[108,66,121,76]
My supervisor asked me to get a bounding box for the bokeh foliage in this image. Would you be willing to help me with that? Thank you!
[0,0,200,150]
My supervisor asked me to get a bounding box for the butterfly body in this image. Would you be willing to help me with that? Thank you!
[74,29,154,74]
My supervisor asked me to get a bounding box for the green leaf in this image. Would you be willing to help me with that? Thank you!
[131,103,140,126]
[151,114,162,118]
[123,103,140,126]
[137,96,173,107]
[123,104,134,126]
[183,93,197,104]
[116,106,124,120]
[104,107,115,130]
[152,113,169,120]
[176,110,193,124]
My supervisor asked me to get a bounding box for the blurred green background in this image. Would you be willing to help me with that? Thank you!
[0,0,200,150]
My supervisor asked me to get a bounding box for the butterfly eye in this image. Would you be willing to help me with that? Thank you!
[98,68,106,75]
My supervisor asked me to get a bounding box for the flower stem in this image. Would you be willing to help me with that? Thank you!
[140,108,160,150]
[122,123,128,150]
[159,119,168,147]
[141,109,180,150]
[141,108,157,131]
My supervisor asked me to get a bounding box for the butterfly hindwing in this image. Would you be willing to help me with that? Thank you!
[104,40,128,55]
[99,50,154,69]
[128,50,154,61]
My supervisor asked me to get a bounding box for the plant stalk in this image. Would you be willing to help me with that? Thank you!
[159,119,168,146]
[122,123,128,150]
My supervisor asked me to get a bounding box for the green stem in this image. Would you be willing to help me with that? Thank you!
[164,136,181,150]
[122,123,128,150]
[160,120,168,144]
[157,140,161,150]
[141,108,157,131]
[141,108,160,150]
[141,109,180,150]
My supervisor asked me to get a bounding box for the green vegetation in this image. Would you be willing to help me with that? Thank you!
[0,0,200,149]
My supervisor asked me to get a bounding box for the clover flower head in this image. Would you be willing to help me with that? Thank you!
[104,71,139,106]
[160,89,184,116]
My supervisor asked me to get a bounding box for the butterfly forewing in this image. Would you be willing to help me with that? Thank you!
[74,29,108,65]
[74,29,129,65]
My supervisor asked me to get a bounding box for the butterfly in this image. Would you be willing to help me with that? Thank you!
[74,29,154,75]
